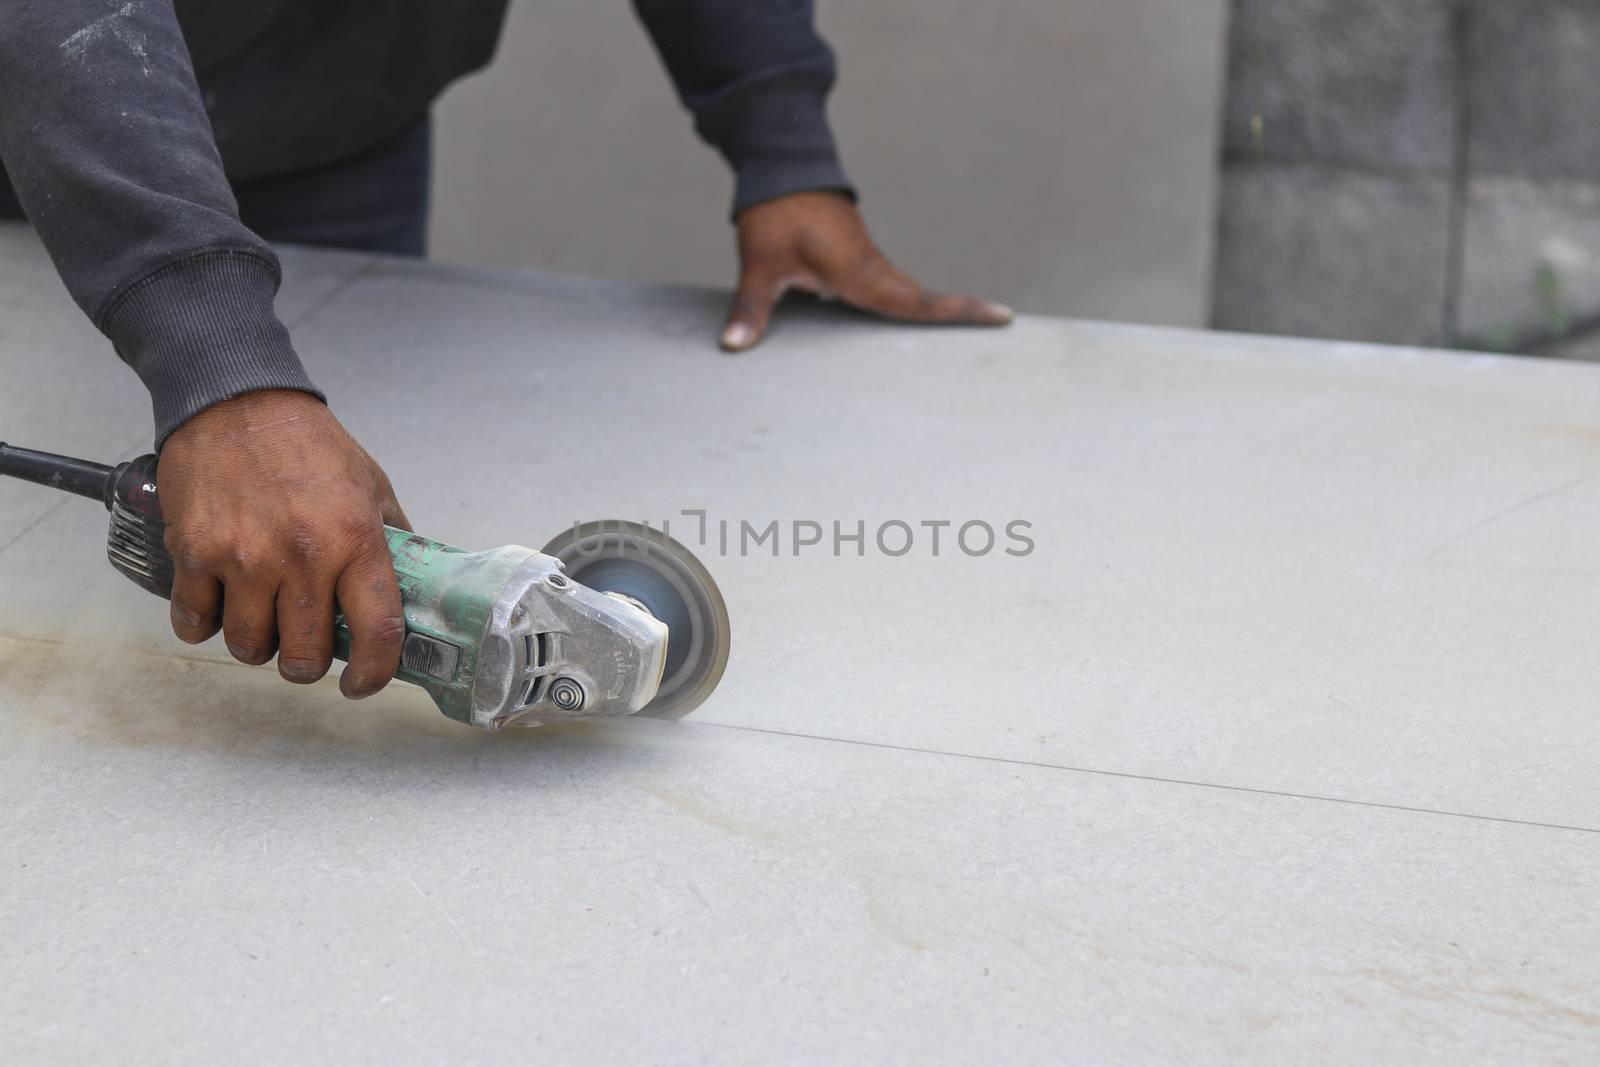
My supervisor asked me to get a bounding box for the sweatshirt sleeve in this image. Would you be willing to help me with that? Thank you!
[633,0,855,217]
[0,1,323,447]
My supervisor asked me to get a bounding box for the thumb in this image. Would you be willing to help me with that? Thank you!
[721,267,784,353]
[381,498,413,533]
[369,464,413,532]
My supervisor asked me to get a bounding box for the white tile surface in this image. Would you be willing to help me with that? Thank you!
[4,247,1600,1063]
[3,636,1599,1066]
[286,260,1600,829]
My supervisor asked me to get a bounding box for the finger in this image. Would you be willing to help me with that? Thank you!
[839,256,1013,326]
[335,541,406,700]
[275,573,336,685]
[169,567,222,645]
[720,267,786,352]
[220,574,280,667]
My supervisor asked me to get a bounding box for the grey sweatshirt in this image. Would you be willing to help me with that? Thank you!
[0,1,852,444]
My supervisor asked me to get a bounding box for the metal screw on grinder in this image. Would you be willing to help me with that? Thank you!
[549,677,585,711]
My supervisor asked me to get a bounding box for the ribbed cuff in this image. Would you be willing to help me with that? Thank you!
[734,155,855,218]
[99,250,325,447]
[717,76,856,217]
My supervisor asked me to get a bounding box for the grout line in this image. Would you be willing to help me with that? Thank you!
[1426,466,1600,564]
[0,430,147,561]
[0,258,380,562]
[282,257,380,331]
[0,497,75,558]
[1203,0,1239,329]
[0,414,159,563]
[1441,0,1474,346]
[3,613,1592,838]
[695,721,1600,837]
[1215,156,1456,185]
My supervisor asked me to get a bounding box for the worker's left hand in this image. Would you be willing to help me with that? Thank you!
[720,190,1012,352]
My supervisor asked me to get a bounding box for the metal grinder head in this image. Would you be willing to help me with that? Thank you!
[541,522,730,720]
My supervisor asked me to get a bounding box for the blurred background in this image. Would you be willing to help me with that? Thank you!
[430,0,1228,329]
[430,0,1600,357]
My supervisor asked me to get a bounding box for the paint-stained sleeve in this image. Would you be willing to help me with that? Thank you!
[0,0,323,446]
[633,0,855,216]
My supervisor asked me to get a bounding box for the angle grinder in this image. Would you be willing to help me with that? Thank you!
[0,442,730,730]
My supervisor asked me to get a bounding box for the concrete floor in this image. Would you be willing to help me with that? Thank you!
[3,224,1600,1063]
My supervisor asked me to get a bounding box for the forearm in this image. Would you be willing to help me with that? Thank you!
[0,1,321,445]
[633,0,853,215]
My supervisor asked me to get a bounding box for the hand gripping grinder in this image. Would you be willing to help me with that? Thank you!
[0,443,730,730]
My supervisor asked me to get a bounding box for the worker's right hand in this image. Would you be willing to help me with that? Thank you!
[156,389,412,699]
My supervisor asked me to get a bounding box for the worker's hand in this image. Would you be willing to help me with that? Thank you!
[157,390,412,699]
[720,190,1013,352]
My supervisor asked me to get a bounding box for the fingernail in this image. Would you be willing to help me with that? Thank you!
[280,660,326,684]
[986,302,1015,323]
[226,641,263,664]
[721,323,754,350]
[172,610,209,643]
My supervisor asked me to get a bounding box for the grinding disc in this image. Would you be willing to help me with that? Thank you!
[541,521,730,719]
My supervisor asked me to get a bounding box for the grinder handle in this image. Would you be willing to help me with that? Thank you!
[106,454,469,693]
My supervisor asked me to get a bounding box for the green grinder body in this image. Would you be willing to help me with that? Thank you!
[103,456,670,729]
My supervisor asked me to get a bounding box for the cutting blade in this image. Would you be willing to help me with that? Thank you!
[541,521,730,719]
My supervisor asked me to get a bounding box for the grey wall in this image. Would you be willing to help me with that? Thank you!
[1215,0,1600,352]
[429,0,1228,327]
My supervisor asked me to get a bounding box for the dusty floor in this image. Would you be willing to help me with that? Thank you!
[2,224,1599,1064]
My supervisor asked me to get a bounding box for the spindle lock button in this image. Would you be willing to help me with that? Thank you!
[402,633,461,681]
